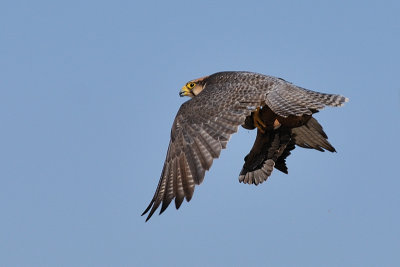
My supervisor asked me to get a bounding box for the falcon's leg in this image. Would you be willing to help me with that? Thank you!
[253,107,266,133]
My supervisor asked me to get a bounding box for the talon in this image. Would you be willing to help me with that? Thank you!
[273,119,281,129]
[253,107,266,133]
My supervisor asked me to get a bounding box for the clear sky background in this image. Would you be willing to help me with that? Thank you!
[1,0,399,266]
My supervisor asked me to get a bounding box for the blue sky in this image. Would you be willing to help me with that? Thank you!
[1,0,399,266]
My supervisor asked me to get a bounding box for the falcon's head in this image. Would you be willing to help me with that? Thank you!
[179,76,209,98]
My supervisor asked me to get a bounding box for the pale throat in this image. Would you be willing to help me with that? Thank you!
[191,85,204,96]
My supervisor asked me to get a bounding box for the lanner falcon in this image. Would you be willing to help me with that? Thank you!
[142,71,348,221]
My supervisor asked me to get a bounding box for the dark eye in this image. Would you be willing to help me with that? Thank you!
[189,83,195,88]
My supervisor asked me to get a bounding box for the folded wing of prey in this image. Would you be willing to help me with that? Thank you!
[142,71,348,221]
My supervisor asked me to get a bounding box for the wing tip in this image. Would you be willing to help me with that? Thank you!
[141,199,159,222]
[175,198,184,210]
[335,96,349,107]
[159,199,173,215]
[141,201,153,217]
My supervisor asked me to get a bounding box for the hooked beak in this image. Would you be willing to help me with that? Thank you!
[179,86,191,97]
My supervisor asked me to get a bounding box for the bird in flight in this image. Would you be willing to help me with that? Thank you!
[142,71,348,221]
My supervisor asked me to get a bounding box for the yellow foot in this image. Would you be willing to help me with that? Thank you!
[253,107,266,133]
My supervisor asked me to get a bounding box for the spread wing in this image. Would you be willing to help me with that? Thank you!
[266,78,348,117]
[141,82,265,221]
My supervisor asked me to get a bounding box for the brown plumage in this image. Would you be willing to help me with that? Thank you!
[142,71,348,221]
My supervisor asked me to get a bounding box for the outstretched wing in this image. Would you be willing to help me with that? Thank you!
[142,81,265,221]
[265,79,348,117]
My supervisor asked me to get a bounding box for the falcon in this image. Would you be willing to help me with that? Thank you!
[142,71,348,221]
